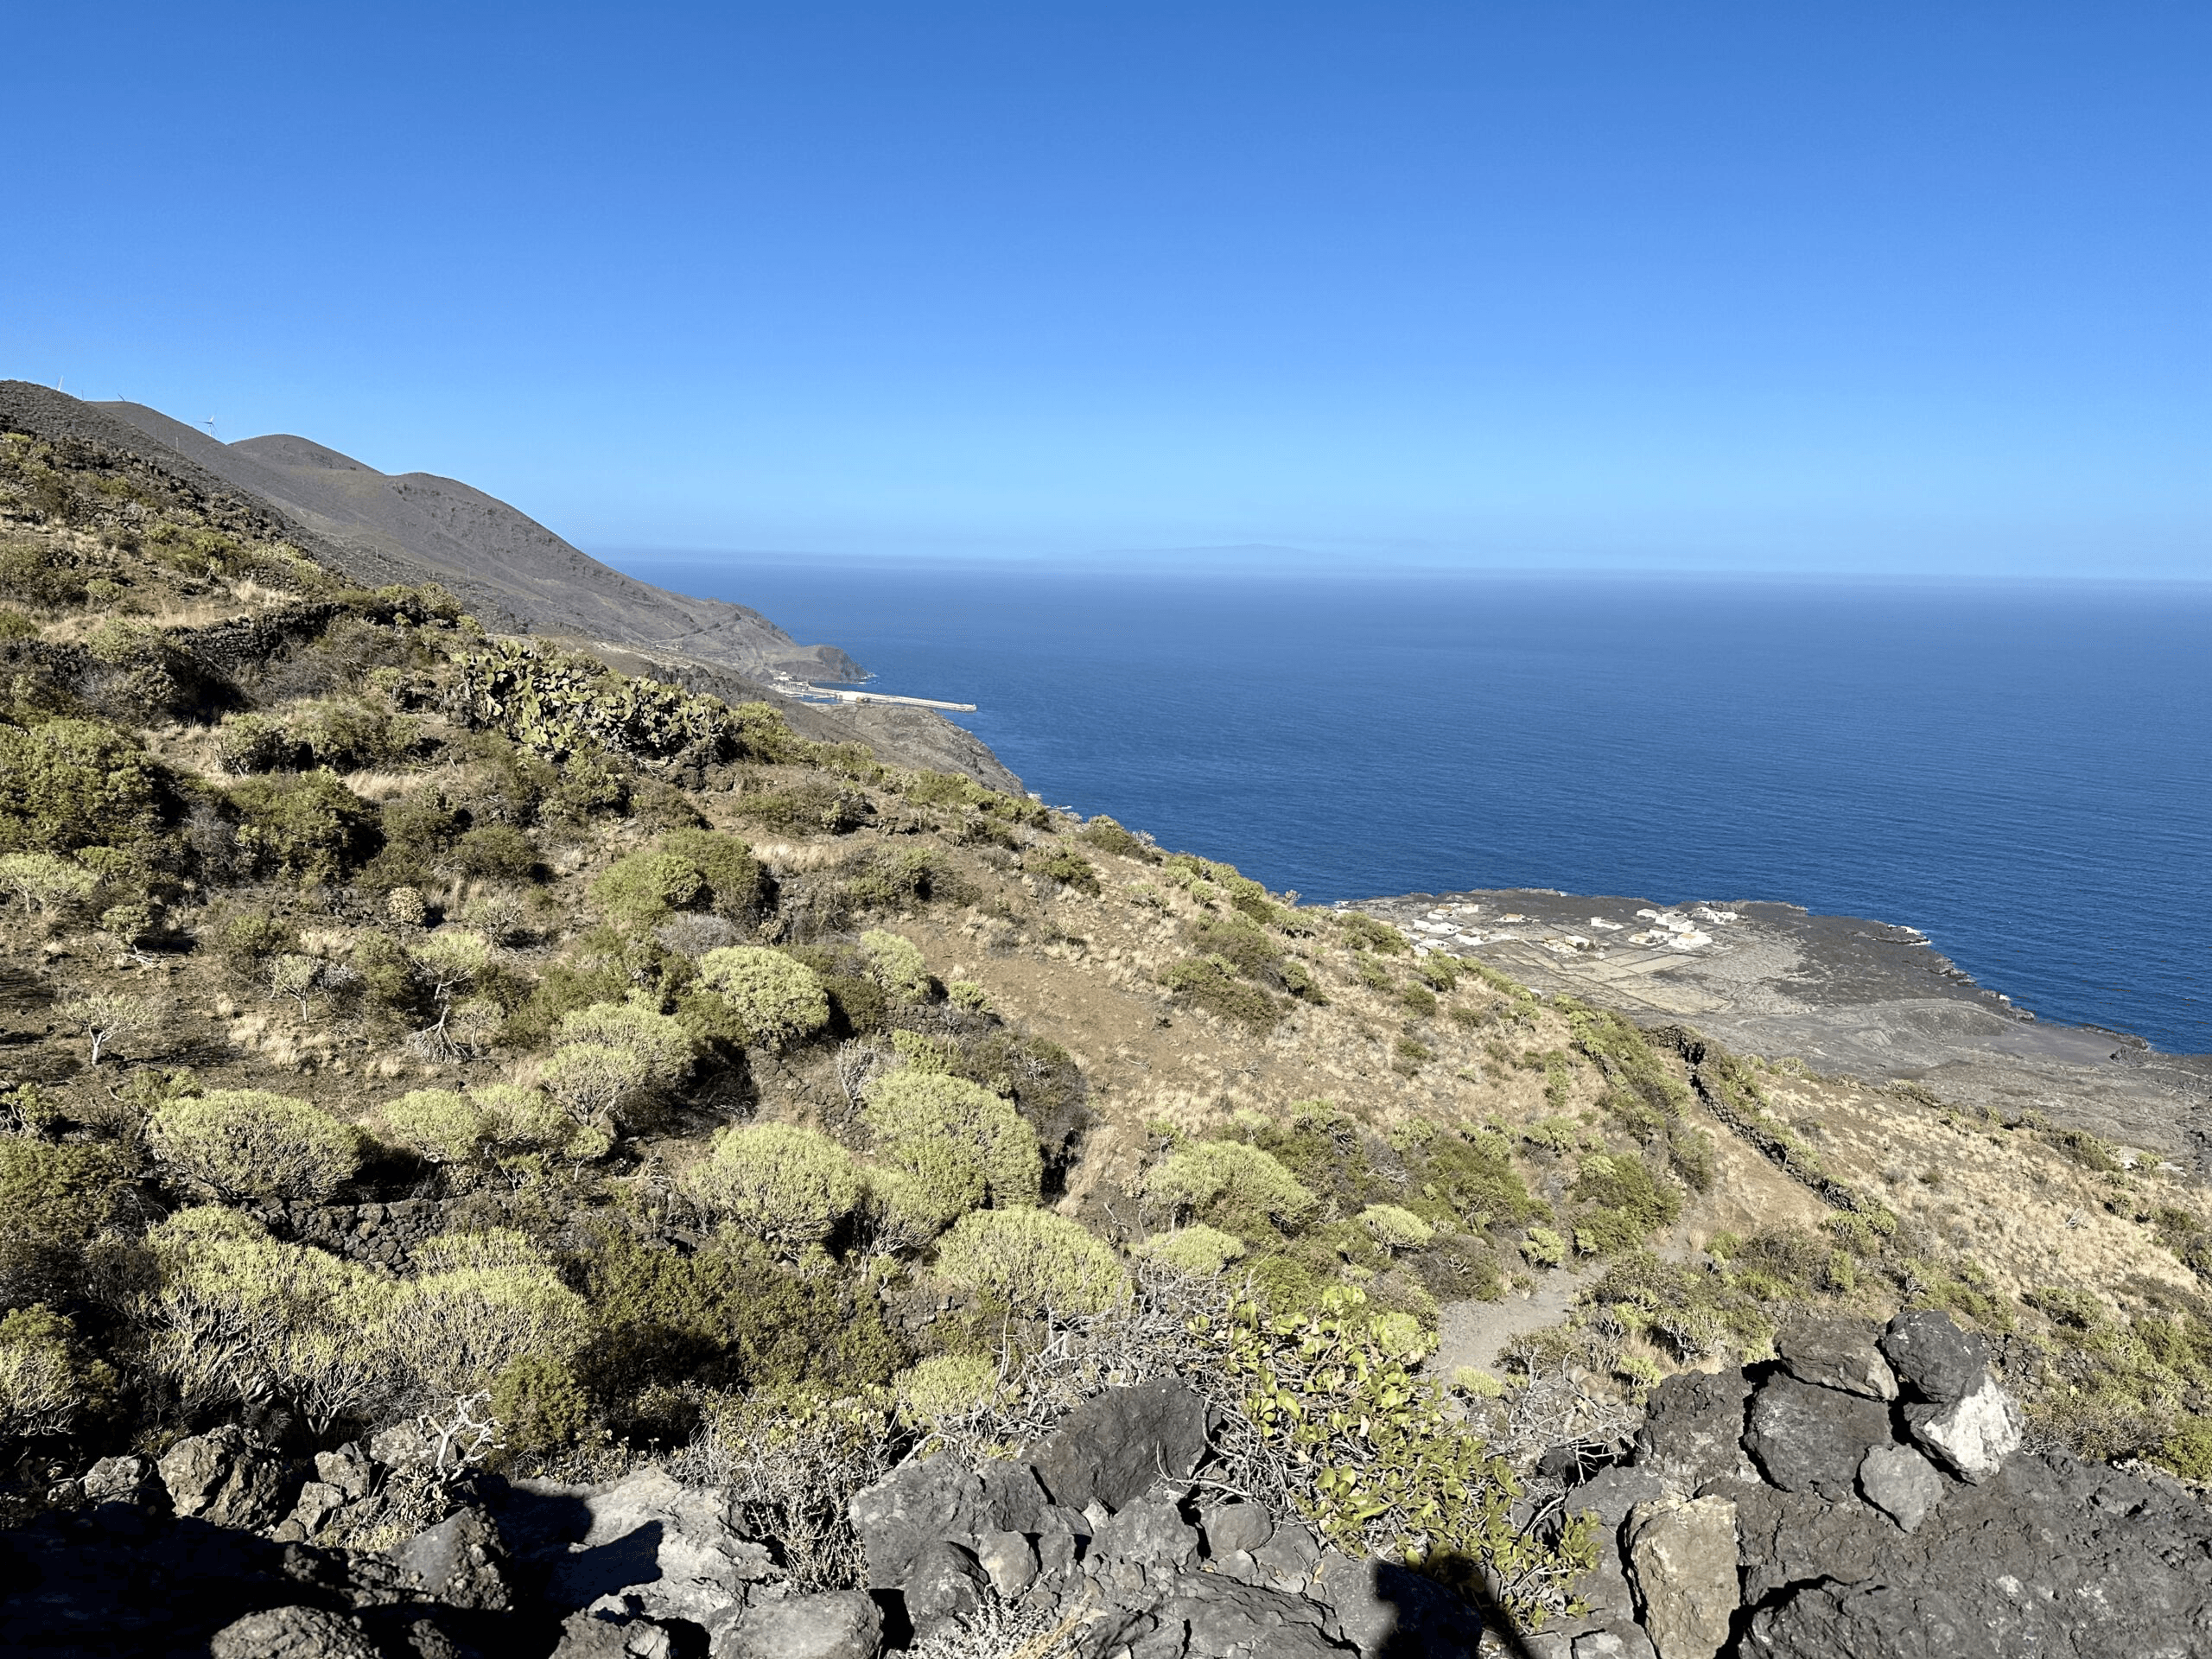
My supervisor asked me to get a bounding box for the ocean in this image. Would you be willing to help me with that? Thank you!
[613,560,2210,1056]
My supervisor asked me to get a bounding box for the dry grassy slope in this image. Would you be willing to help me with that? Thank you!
[4,408,2210,1479]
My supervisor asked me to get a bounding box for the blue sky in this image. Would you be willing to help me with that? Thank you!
[5,3,2206,575]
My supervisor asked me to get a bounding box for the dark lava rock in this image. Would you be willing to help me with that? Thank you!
[1878,1309,1988,1405]
[1630,1369,1752,1487]
[1029,1376,1211,1513]
[846,1453,987,1591]
[208,1604,382,1659]
[1738,1452,2212,1657]
[1776,1313,1897,1400]
[158,1424,297,1531]
[902,1539,986,1636]
[394,1508,512,1612]
[716,1590,884,1659]
[1742,1375,1895,1500]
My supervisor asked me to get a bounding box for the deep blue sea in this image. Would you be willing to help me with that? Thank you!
[614,560,2211,1055]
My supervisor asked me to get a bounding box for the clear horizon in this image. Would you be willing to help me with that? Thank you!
[6,3,2207,580]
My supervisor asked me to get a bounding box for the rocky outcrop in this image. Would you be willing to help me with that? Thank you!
[1535,1308,2212,1659]
[836,1378,1482,1659]
[9,1319,2204,1657]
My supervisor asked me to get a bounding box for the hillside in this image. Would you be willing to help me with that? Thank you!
[0,413,2206,1656]
[0,381,864,683]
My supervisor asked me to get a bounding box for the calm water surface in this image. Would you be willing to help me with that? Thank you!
[613,561,2211,1054]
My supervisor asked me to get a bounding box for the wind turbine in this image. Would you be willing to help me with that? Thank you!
[201,416,219,442]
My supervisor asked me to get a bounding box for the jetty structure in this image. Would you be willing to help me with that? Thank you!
[797,683,978,712]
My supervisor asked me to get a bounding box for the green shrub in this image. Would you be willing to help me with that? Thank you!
[1338,913,1409,954]
[685,1123,864,1249]
[1142,1224,1248,1275]
[902,772,1048,826]
[556,1000,694,1084]
[470,1083,599,1158]
[843,846,962,912]
[1359,1204,1437,1252]
[1212,1285,1596,1621]
[0,719,162,853]
[580,1229,906,1404]
[379,1089,487,1165]
[861,1164,971,1253]
[293,699,418,771]
[1025,846,1100,894]
[0,1140,123,1243]
[537,1044,648,1142]
[1404,1128,1543,1232]
[228,771,381,881]
[1146,1140,1318,1237]
[0,850,97,913]
[1163,956,1284,1030]
[491,1352,593,1455]
[860,930,931,1003]
[454,823,537,880]
[592,850,706,931]
[936,1208,1128,1318]
[144,1208,391,1429]
[734,781,870,835]
[1188,912,1284,982]
[0,608,36,640]
[148,1090,363,1202]
[1522,1226,1568,1268]
[1572,1152,1681,1239]
[893,1352,1000,1427]
[0,541,83,607]
[383,1230,591,1403]
[658,828,764,918]
[1413,953,1461,991]
[1414,1232,1506,1301]
[863,1069,1043,1211]
[2158,1417,2212,1482]
[1077,815,1153,860]
[0,1305,113,1442]
[696,946,832,1046]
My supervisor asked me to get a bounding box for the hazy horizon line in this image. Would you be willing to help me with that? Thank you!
[601,544,2212,588]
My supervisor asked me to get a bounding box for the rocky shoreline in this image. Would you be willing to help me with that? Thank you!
[1346,888,2212,1176]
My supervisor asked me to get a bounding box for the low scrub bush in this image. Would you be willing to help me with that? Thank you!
[384,1230,592,1405]
[1359,1203,1437,1252]
[1338,912,1409,954]
[148,1090,363,1203]
[685,1123,865,1249]
[0,851,98,914]
[1077,815,1154,860]
[935,1207,1129,1318]
[1025,845,1100,894]
[860,929,931,1003]
[893,1352,1000,1429]
[0,1306,110,1442]
[0,718,163,853]
[734,781,870,836]
[862,1069,1043,1212]
[696,946,831,1046]
[1206,1285,1595,1623]
[143,1207,390,1430]
[1141,1224,1248,1275]
[1146,1140,1318,1237]
[227,771,381,882]
[556,1000,694,1084]
[1163,955,1284,1031]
